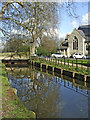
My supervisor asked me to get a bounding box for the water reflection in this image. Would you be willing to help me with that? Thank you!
[6,66,89,118]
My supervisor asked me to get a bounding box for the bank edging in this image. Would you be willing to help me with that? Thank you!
[29,60,90,82]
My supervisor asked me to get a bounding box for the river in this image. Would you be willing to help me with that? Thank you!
[6,65,90,118]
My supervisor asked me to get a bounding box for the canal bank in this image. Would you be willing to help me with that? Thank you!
[29,60,90,83]
[1,61,36,119]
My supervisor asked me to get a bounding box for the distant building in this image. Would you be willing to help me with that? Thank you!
[59,25,90,57]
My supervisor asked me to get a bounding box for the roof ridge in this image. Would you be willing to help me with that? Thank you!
[78,29,83,31]
[79,24,90,27]
[75,29,85,38]
[78,24,90,29]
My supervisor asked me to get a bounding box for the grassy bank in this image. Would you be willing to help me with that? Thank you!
[1,62,36,119]
[31,57,90,75]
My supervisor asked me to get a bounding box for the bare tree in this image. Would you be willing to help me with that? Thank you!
[0,1,79,58]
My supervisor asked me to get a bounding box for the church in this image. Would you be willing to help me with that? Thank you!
[59,25,90,57]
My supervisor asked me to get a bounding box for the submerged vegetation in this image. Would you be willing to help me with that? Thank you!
[1,61,36,119]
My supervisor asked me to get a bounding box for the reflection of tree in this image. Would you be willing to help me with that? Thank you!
[7,67,62,118]
[22,72,62,118]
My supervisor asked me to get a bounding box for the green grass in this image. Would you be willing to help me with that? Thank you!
[1,62,36,119]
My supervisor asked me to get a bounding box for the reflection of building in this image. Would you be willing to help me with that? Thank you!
[59,25,90,57]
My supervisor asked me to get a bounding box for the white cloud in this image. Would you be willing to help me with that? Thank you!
[71,13,89,28]
[81,12,90,25]
[54,28,66,38]
[82,13,88,25]
[72,21,78,28]
[42,28,66,39]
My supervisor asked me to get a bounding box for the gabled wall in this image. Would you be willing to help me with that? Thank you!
[68,29,85,57]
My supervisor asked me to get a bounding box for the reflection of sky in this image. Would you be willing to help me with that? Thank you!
[7,67,88,118]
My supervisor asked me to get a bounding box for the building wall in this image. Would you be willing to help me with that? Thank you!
[68,29,84,57]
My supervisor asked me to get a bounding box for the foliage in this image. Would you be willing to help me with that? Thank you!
[37,35,59,56]
[3,37,29,53]
[37,46,50,56]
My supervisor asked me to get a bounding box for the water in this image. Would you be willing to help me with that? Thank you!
[6,66,90,118]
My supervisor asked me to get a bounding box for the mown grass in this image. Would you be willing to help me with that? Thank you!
[1,62,36,119]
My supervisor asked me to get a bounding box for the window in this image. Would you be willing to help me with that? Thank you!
[73,36,78,50]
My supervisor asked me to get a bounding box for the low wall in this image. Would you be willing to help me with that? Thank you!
[47,65,53,71]
[74,73,85,81]
[63,70,73,78]
[54,68,61,74]
[32,61,90,83]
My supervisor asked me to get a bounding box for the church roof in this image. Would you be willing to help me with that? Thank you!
[77,25,90,42]
[77,25,90,37]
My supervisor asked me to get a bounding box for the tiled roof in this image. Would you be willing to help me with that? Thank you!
[78,25,90,37]
[77,30,85,38]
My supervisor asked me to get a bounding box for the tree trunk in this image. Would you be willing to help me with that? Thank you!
[29,42,36,59]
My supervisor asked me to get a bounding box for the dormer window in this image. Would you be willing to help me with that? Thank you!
[73,36,78,50]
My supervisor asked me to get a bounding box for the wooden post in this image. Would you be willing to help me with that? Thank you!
[40,63,42,68]
[84,75,87,82]
[46,65,48,70]
[61,69,63,75]
[73,72,75,78]
[52,67,54,72]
